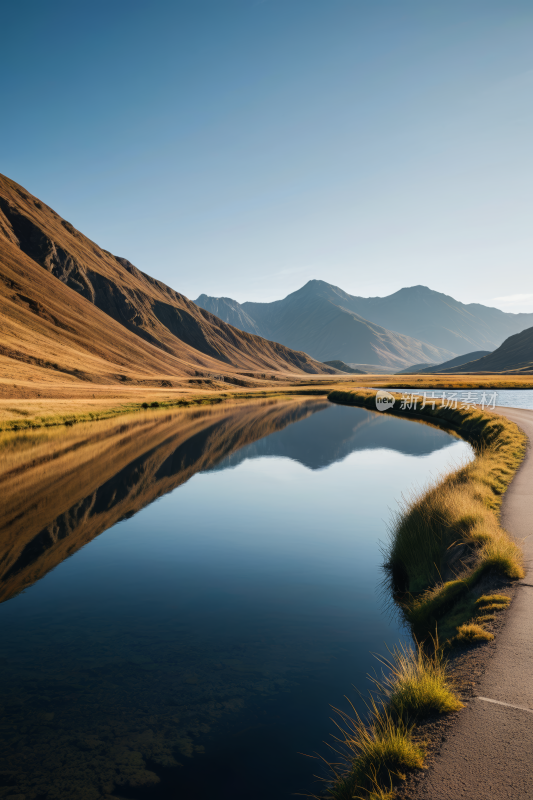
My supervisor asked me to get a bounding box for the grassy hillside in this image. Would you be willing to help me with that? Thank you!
[443,327,533,373]
[421,350,492,373]
[323,360,366,373]
[0,173,334,389]
[396,362,437,374]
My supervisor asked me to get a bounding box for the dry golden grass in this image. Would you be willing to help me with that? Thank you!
[2,370,531,432]
[325,698,424,800]
[0,379,347,430]
[476,594,510,607]
[373,643,464,719]
[374,375,533,389]
[322,643,463,800]
[455,624,494,644]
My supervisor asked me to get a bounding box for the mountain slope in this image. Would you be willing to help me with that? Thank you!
[396,362,438,374]
[301,282,533,353]
[195,294,262,336]
[198,281,533,359]
[421,351,492,373]
[196,283,455,370]
[322,360,366,374]
[0,173,334,383]
[443,329,533,373]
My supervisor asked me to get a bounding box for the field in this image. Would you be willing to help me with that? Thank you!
[1,372,532,429]
[1,371,532,430]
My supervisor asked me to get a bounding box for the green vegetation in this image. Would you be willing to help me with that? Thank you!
[323,388,524,797]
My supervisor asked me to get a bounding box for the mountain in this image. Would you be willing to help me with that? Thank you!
[420,351,492,373]
[0,174,335,388]
[322,360,366,374]
[196,283,454,370]
[396,362,437,374]
[297,282,533,353]
[197,281,533,360]
[194,295,262,336]
[347,363,396,374]
[442,328,533,373]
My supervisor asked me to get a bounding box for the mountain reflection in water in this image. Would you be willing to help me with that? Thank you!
[0,398,470,800]
[0,399,329,605]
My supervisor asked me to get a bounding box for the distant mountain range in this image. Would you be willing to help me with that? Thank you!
[196,281,533,369]
[196,283,455,370]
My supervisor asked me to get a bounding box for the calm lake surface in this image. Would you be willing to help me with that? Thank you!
[390,388,533,409]
[0,398,472,800]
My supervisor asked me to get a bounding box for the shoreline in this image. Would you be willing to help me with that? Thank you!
[2,373,533,431]
[323,389,527,799]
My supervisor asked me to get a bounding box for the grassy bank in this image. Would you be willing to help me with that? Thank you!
[2,372,532,429]
[323,642,463,800]
[328,388,526,639]
[372,376,533,390]
[320,388,526,798]
[0,388,332,432]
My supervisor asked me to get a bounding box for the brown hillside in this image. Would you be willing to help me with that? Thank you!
[443,327,533,374]
[0,173,334,387]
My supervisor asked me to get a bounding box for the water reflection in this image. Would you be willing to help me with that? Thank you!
[0,399,327,604]
[0,398,470,800]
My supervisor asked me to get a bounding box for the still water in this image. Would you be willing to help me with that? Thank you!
[0,398,472,800]
[389,388,533,410]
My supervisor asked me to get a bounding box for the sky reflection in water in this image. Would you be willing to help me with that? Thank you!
[0,400,472,800]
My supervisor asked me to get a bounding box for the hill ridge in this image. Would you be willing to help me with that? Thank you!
[0,173,335,387]
[197,280,533,361]
[197,288,455,370]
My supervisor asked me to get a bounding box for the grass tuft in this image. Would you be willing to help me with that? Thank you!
[373,643,464,718]
[323,642,462,799]
[455,623,494,644]
[477,603,508,614]
[476,594,510,607]
[326,699,424,800]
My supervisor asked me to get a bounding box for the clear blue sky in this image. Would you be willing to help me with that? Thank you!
[2,0,533,310]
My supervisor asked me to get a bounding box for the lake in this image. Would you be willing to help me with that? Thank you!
[387,388,533,410]
[0,397,472,800]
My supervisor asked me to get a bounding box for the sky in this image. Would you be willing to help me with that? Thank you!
[2,0,533,310]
